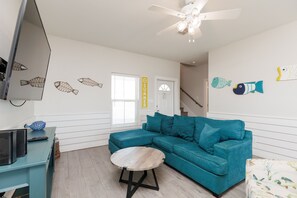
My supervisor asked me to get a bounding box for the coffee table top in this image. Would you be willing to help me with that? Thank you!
[110,147,165,171]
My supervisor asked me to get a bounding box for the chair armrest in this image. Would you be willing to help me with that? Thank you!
[214,130,253,180]
[142,123,147,130]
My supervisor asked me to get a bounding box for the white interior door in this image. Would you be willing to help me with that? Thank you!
[156,80,174,116]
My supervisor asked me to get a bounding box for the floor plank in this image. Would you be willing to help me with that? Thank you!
[52,146,246,198]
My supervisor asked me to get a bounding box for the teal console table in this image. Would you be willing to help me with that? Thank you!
[0,127,56,198]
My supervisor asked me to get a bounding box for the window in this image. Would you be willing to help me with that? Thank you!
[112,74,139,125]
[158,84,171,92]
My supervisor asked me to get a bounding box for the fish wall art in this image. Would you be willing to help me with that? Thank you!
[211,77,232,89]
[13,62,28,71]
[276,65,297,81]
[78,78,103,88]
[233,81,264,95]
[54,81,79,95]
[20,77,45,88]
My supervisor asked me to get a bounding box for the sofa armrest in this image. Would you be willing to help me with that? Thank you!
[214,130,252,159]
[142,123,147,130]
[214,130,253,182]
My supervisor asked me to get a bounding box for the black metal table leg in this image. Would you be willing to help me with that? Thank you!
[119,168,125,182]
[152,169,159,190]
[126,171,134,198]
[119,168,160,198]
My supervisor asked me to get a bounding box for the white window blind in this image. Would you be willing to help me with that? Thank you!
[111,74,139,125]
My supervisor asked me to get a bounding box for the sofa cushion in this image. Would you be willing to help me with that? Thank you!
[172,115,195,141]
[110,129,161,148]
[173,143,228,176]
[146,115,162,132]
[153,136,188,153]
[154,112,174,135]
[199,124,221,154]
[194,117,245,143]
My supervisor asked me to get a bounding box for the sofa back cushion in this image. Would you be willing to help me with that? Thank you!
[154,112,174,135]
[172,115,195,141]
[194,117,245,143]
[146,115,162,132]
[199,124,221,154]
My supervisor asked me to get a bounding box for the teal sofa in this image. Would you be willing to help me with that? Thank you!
[109,113,252,197]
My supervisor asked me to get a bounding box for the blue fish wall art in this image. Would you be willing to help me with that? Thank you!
[233,81,264,95]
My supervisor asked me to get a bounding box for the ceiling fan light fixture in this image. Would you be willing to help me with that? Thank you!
[188,25,195,35]
[191,8,200,16]
[177,21,187,32]
[192,17,201,28]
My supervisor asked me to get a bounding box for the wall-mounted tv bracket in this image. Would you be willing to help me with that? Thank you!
[0,57,8,81]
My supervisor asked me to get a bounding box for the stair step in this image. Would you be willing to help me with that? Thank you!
[181,112,188,116]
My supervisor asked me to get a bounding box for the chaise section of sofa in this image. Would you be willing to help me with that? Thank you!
[109,114,252,197]
[108,128,162,153]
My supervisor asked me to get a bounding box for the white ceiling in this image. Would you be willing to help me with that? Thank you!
[36,0,297,66]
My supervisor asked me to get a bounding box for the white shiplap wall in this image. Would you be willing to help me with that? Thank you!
[36,112,111,152]
[35,112,145,152]
[208,112,297,160]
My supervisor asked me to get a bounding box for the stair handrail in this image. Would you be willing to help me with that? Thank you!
[180,88,203,108]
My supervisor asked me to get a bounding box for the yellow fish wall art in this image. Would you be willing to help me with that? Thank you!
[277,65,297,81]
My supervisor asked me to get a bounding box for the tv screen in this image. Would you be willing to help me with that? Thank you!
[0,0,51,100]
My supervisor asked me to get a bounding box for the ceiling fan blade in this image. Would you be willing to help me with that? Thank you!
[195,0,209,11]
[149,5,185,18]
[157,22,180,36]
[200,9,241,20]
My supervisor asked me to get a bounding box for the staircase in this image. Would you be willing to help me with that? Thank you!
[180,87,203,117]
[180,107,188,116]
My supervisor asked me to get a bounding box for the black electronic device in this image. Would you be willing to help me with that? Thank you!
[0,0,51,100]
[27,136,48,142]
[16,128,27,157]
[0,130,17,166]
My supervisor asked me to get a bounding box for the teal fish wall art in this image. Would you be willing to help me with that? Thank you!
[233,81,264,95]
[211,77,232,89]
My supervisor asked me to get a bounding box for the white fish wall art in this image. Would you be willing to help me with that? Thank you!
[277,65,297,81]
[78,78,103,88]
[54,81,79,95]
[20,77,45,88]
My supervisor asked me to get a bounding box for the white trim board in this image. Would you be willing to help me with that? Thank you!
[207,112,297,160]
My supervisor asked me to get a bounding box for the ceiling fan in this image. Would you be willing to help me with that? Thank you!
[149,0,241,39]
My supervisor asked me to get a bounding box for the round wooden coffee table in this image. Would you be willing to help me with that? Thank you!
[111,147,165,198]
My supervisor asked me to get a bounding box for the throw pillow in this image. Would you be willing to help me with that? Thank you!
[154,112,174,135]
[194,117,245,143]
[146,115,162,133]
[199,124,221,154]
[171,115,195,141]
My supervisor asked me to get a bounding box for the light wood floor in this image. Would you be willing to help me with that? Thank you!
[52,146,246,198]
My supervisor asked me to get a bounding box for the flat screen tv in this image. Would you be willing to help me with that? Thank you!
[0,0,51,100]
